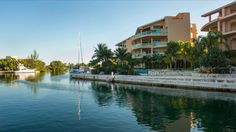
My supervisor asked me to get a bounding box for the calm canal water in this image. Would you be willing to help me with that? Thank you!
[0,73,236,132]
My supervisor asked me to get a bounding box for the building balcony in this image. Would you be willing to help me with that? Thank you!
[132,52,165,59]
[201,19,218,31]
[133,29,168,39]
[132,41,167,49]
[221,12,236,21]
[223,30,236,36]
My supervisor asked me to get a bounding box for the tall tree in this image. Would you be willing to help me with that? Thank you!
[165,41,180,69]
[89,43,114,74]
[142,55,152,69]
[197,31,227,51]
[30,50,39,61]
[91,43,113,65]
[114,47,129,66]
[196,31,229,73]
[0,58,18,71]
[178,41,193,69]
[48,60,67,74]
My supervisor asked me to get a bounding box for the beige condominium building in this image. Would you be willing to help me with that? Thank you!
[201,1,236,50]
[116,12,197,59]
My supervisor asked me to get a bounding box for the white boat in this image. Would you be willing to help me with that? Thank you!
[15,64,36,73]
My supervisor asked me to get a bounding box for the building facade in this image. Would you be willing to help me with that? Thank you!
[201,1,236,50]
[116,37,133,53]
[116,12,197,59]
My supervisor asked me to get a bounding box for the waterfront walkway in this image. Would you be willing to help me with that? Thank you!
[70,74,236,92]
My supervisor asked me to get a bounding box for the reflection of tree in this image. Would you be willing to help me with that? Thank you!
[0,73,18,83]
[90,82,114,106]
[50,71,67,76]
[90,82,236,131]
[50,73,69,82]
[128,89,236,132]
[194,100,236,132]
[125,89,186,131]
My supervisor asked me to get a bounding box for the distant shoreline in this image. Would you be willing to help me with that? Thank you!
[0,71,37,74]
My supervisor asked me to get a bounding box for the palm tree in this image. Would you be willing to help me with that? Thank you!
[178,41,192,69]
[163,54,172,69]
[194,31,229,73]
[114,47,129,66]
[186,45,196,68]
[152,53,166,69]
[126,53,140,69]
[165,41,180,69]
[197,31,227,51]
[142,55,152,69]
[30,50,39,61]
[91,43,113,66]
[90,43,114,74]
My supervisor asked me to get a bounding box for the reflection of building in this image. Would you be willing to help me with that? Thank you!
[116,12,197,59]
[165,115,191,132]
[201,1,236,50]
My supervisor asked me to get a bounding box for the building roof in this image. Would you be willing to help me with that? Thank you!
[135,18,164,34]
[135,12,190,34]
[115,37,132,46]
[202,1,236,17]
[137,18,165,30]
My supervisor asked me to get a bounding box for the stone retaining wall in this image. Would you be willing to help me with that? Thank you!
[70,74,236,92]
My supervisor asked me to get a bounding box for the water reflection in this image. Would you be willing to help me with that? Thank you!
[24,72,45,82]
[0,73,18,83]
[0,73,45,94]
[0,72,45,83]
[1,73,236,132]
[90,82,236,132]
[90,82,115,107]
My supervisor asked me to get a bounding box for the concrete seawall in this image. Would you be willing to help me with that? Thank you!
[70,74,236,92]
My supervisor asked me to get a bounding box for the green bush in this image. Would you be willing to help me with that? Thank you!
[48,60,68,74]
[199,47,229,73]
[212,67,230,74]
[0,58,19,71]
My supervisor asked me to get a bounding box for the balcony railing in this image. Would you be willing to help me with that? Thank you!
[132,52,165,58]
[132,41,167,49]
[133,29,168,39]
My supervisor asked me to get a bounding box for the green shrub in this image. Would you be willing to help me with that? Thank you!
[212,67,230,74]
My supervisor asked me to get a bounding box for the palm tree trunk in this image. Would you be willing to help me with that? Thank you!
[184,59,186,69]
[174,61,177,69]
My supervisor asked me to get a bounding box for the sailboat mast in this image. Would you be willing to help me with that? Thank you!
[78,33,80,68]
[80,34,83,64]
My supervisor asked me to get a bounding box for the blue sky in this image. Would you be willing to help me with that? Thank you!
[0,0,234,64]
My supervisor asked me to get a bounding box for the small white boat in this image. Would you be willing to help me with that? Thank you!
[15,64,36,73]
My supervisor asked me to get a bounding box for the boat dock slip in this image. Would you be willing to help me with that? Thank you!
[70,74,236,92]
